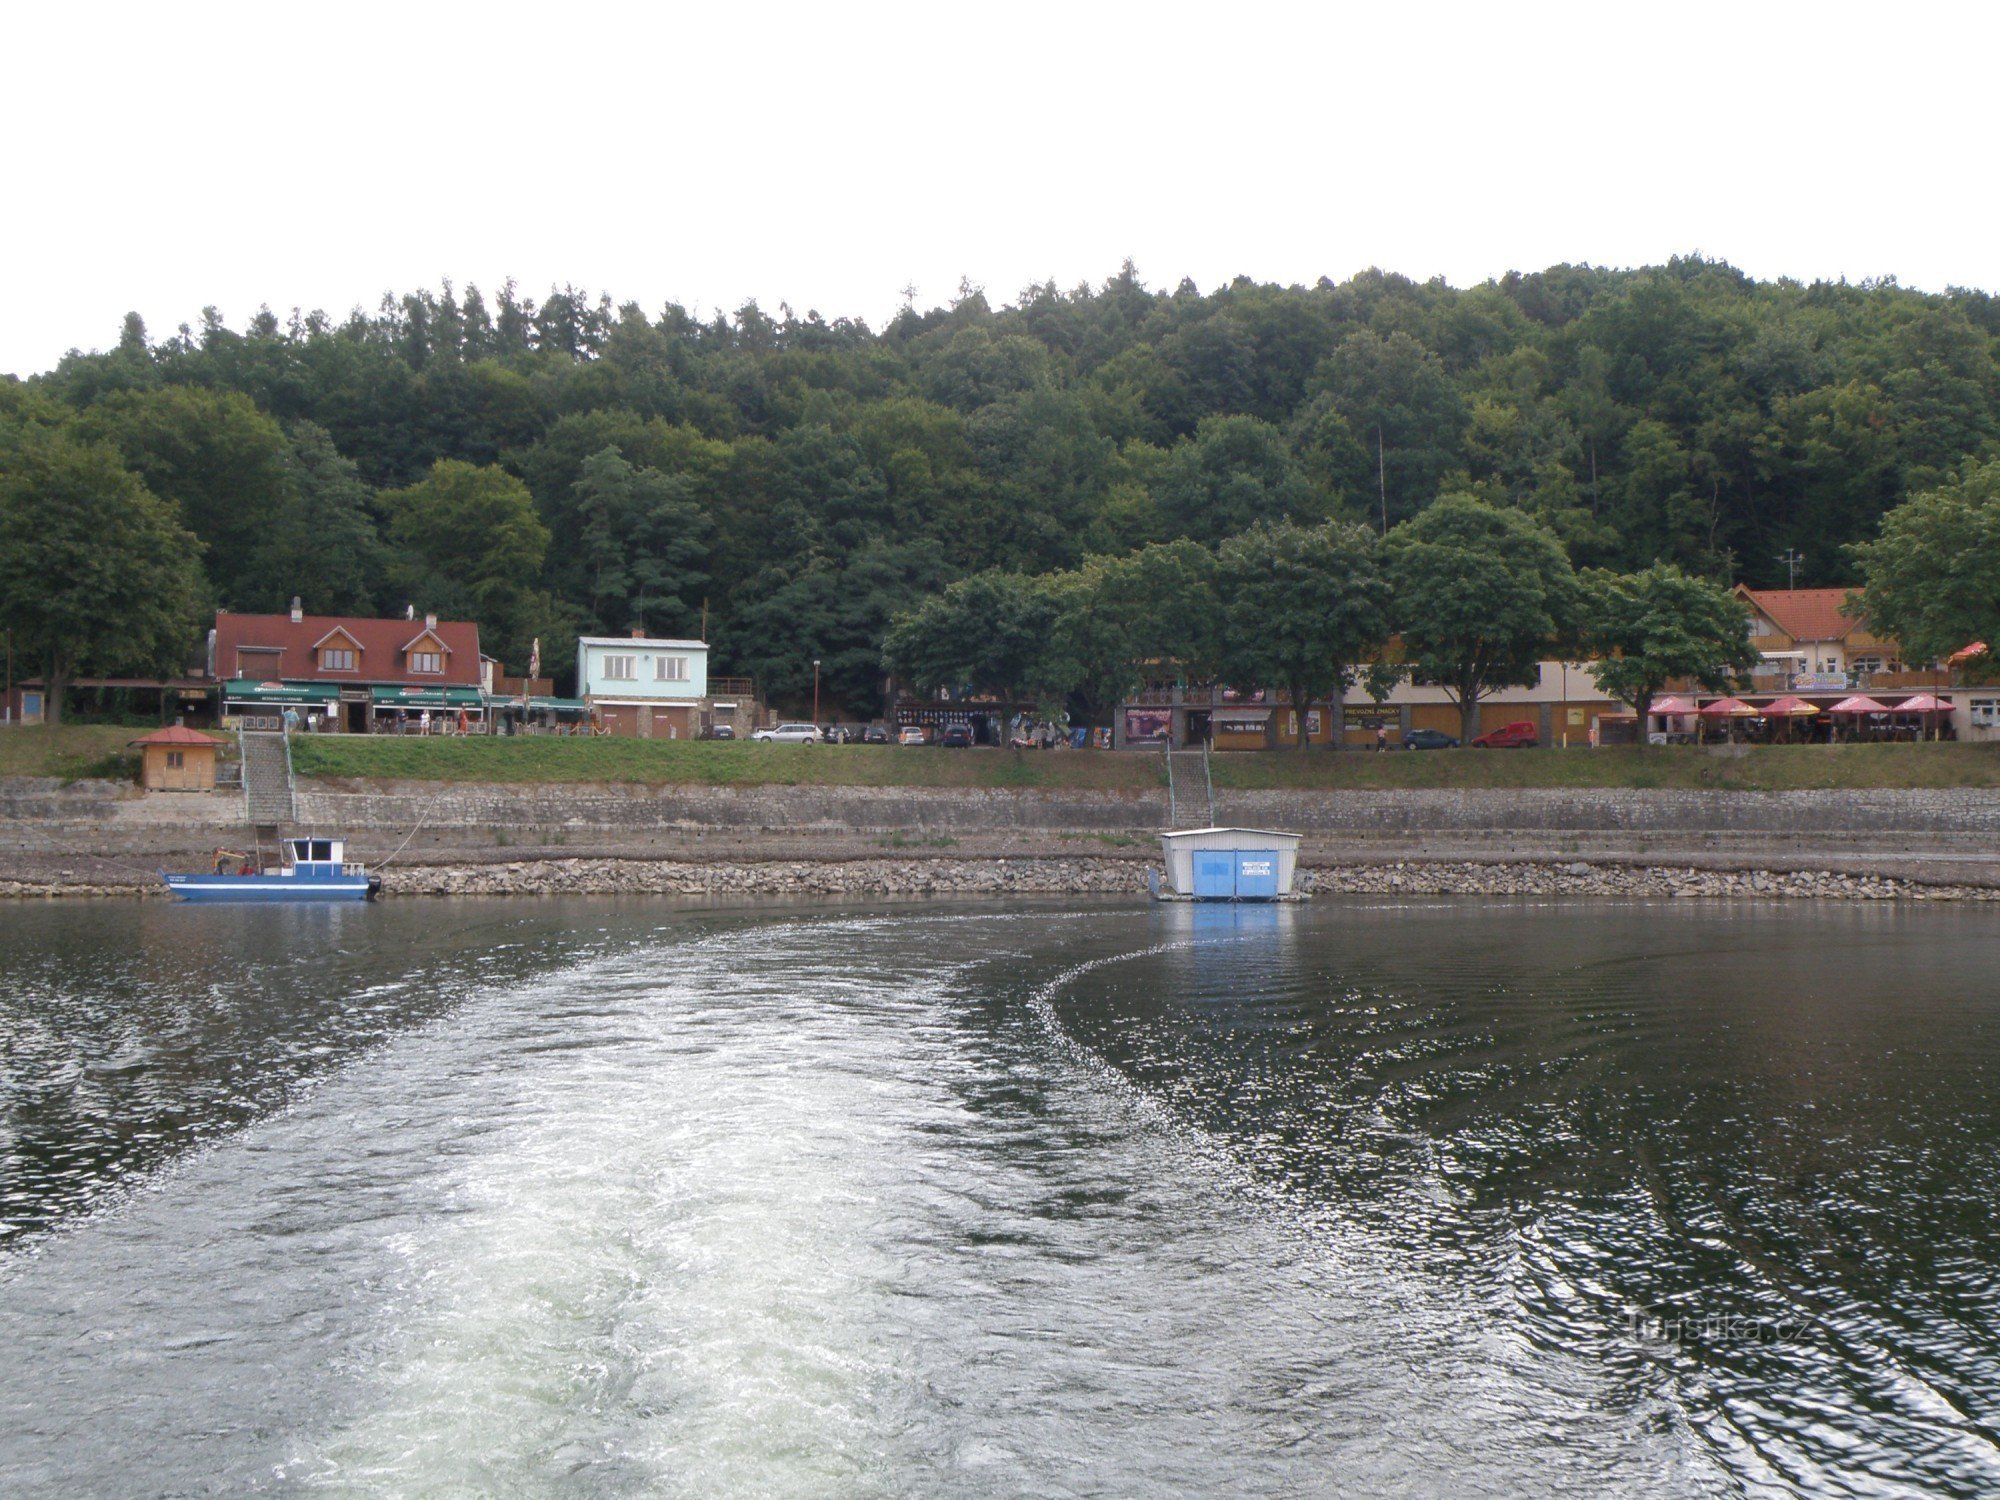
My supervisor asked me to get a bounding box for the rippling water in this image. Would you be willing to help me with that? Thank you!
[3,895,1997,1495]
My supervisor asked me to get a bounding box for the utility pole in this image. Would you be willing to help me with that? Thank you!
[1774,548,1805,589]
[812,658,821,730]
[1377,425,1388,535]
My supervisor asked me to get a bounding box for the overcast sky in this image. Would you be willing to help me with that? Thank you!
[7,0,1996,378]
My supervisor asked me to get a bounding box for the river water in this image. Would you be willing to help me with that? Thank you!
[2,895,1997,1496]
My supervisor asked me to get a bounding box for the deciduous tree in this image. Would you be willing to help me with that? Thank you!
[1385,495,1578,741]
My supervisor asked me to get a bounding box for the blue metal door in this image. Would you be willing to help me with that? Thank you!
[1193,850,1236,899]
[1234,850,1279,899]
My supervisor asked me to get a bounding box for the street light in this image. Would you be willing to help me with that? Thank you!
[812,658,821,732]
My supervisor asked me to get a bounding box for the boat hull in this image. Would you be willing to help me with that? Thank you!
[162,873,380,903]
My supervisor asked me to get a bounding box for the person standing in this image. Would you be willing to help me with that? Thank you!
[1375,724,1388,753]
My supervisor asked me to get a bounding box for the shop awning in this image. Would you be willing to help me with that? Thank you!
[525,696,589,712]
[221,680,341,705]
[369,686,486,708]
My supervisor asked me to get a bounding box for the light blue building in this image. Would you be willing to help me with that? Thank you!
[577,634,709,738]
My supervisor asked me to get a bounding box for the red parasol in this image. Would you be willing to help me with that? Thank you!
[1894,693,1953,714]
[1827,695,1890,715]
[1698,697,1756,717]
[1761,695,1821,716]
[1650,695,1698,715]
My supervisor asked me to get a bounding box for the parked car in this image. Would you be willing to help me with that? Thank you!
[860,722,889,744]
[752,722,823,743]
[697,723,735,740]
[897,726,928,746]
[1471,720,1538,749]
[1403,727,1459,750]
[939,723,973,748]
[821,724,856,744]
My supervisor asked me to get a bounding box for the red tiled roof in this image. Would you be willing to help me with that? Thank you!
[129,725,226,747]
[1735,587,1865,644]
[213,612,483,686]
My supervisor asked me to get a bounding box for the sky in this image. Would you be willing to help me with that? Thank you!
[7,0,1998,377]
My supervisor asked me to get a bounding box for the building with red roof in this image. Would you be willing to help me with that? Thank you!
[1734,585,1902,690]
[210,599,486,733]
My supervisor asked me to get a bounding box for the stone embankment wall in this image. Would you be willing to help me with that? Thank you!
[7,773,2000,899]
[294,779,2000,838]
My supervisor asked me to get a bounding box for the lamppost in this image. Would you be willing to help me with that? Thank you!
[812,658,821,732]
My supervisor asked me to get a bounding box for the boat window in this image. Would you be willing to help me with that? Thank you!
[310,840,334,862]
[290,840,309,860]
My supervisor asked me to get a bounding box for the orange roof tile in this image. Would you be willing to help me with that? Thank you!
[129,725,226,748]
[1735,587,1866,644]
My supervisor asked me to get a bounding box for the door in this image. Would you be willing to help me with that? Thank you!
[1234,851,1278,899]
[1193,850,1236,899]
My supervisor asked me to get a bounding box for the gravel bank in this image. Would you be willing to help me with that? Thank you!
[4,855,1992,903]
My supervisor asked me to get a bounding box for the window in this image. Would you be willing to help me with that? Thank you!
[166,750,185,769]
[603,655,636,681]
[1972,699,1999,728]
[320,647,355,671]
[410,651,443,674]
[656,656,689,682]
[236,647,282,677]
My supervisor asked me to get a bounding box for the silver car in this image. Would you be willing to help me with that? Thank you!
[752,722,823,743]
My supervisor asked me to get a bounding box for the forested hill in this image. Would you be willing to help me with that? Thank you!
[7,258,1999,709]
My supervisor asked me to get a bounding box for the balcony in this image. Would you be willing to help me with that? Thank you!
[708,676,757,698]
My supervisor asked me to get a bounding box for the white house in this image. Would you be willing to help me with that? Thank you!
[577,633,709,738]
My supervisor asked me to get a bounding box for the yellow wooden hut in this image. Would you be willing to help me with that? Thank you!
[130,724,227,792]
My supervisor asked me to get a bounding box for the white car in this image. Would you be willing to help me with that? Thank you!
[752,722,823,743]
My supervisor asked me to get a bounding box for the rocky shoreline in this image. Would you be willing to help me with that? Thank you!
[6,855,1992,903]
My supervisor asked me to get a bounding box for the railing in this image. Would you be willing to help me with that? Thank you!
[708,676,757,697]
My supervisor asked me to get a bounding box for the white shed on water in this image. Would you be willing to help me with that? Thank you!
[1156,827,1303,901]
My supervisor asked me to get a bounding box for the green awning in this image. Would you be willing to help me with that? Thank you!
[525,696,588,712]
[221,680,341,705]
[370,686,485,708]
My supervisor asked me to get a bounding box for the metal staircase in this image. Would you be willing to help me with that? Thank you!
[1163,744,1216,829]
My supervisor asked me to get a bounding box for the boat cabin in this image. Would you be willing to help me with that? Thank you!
[285,837,352,875]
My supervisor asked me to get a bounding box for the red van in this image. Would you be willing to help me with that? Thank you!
[1471,720,1539,748]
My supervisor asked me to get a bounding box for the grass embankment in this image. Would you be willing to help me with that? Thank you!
[282,733,2000,793]
[0,724,142,782]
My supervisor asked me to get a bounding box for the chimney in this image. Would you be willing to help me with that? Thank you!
[631,627,646,639]
[406,603,415,620]
[289,596,303,624]
[425,612,437,631]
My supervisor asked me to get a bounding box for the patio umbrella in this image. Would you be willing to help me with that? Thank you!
[1828,695,1890,714]
[1650,695,1698,716]
[1894,693,1952,713]
[1697,697,1756,717]
[1760,694,1820,743]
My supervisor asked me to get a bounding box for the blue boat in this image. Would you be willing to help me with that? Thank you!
[163,837,382,903]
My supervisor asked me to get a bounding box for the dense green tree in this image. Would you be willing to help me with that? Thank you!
[250,421,383,615]
[883,568,1056,710]
[73,385,292,606]
[0,433,206,724]
[1580,564,1759,736]
[571,447,709,636]
[1310,329,1468,528]
[1386,495,1578,740]
[1215,520,1392,748]
[379,459,551,669]
[1040,540,1220,721]
[1154,415,1321,543]
[1849,459,2000,664]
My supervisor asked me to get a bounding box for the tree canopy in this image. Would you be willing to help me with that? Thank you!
[15,257,2000,705]
[1385,495,1579,740]
[1581,564,1760,731]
